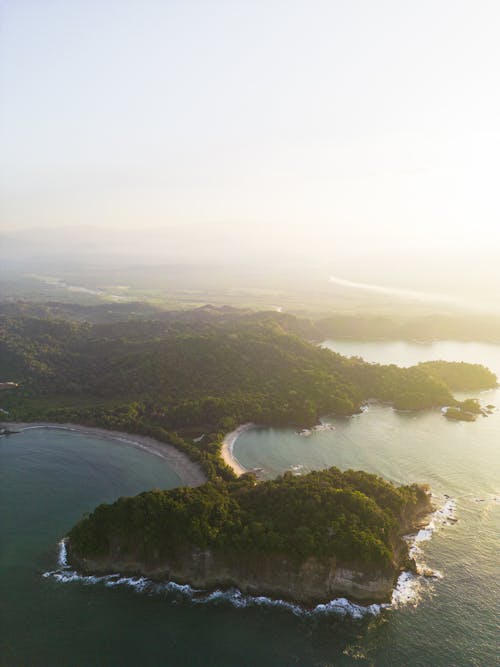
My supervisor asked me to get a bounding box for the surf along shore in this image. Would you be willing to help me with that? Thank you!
[1,422,207,488]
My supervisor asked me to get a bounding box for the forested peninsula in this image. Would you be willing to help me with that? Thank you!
[2,305,497,603]
[1,307,496,480]
[68,467,432,603]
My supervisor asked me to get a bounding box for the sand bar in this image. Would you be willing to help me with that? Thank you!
[1,422,207,488]
[220,423,255,476]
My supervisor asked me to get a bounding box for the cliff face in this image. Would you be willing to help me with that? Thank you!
[69,545,397,603]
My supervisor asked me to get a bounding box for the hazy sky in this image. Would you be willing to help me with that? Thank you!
[1,0,499,269]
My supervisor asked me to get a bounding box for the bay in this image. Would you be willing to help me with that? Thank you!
[1,340,499,665]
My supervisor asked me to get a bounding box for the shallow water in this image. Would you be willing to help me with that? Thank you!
[1,340,499,665]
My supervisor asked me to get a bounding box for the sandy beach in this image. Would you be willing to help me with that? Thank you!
[2,422,207,488]
[220,423,255,476]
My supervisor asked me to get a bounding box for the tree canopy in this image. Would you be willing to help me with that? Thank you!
[68,467,430,572]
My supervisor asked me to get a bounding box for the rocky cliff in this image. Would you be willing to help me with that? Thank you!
[69,545,399,603]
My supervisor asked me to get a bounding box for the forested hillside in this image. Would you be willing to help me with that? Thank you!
[2,301,500,342]
[1,310,496,478]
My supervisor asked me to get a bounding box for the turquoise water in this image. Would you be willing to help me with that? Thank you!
[234,340,500,666]
[1,340,499,665]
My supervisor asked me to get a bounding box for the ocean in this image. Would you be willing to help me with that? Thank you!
[1,340,499,666]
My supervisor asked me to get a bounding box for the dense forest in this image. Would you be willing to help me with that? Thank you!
[68,467,430,572]
[1,309,496,478]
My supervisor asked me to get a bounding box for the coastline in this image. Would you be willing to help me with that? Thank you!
[1,422,207,488]
[220,423,255,476]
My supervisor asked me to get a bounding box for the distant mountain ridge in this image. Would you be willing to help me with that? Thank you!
[1,300,500,342]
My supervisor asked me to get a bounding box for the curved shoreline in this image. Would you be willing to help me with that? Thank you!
[220,423,255,476]
[1,422,207,488]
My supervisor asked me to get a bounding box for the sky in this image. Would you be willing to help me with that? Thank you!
[1,0,499,286]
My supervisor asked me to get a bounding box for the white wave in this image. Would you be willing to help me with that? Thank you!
[53,571,102,584]
[390,567,442,608]
[391,571,424,608]
[104,576,150,592]
[407,497,457,555]
[391,495,457,606]
[313,598,385,619]
[413,527,434,543]
[58,538,69,568]
[42,556,383,619]
[192,588,383,618]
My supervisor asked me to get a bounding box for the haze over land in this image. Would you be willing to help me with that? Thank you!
[1,224,499,317]
[1,1,499,315]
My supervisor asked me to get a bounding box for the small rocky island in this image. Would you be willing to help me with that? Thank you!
[443,398,495,422]
[68,467,432,604]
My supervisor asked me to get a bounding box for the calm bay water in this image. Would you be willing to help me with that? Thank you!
[1,340,499,666]
[235,340,500,666]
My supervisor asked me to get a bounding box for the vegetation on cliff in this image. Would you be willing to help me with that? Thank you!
[68,467,430,572]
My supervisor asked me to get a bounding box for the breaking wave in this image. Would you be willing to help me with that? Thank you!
[43,497,456,619]
[390,496,455,608]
